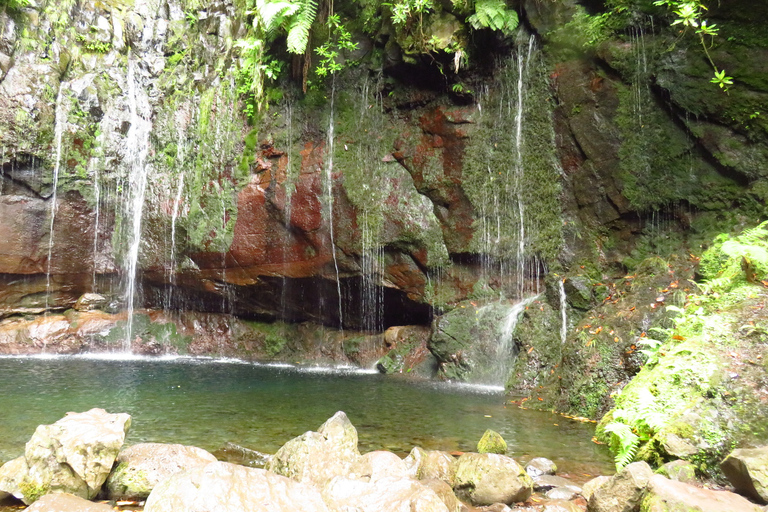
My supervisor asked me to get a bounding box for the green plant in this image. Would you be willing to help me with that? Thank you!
[315,13,358,77]
[697,221,768,294]
[0,0,29,11]
[652,0,732,91]
[467,0,518,34]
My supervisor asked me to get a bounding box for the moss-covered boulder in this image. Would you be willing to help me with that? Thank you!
[453,453,532,506]
[477,429,507,455]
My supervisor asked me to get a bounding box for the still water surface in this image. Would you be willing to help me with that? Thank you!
[0,355,613,478]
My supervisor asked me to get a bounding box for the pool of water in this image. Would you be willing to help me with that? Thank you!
[0,355,613,479]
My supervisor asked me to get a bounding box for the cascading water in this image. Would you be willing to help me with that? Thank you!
[122,55,153,350]
[45,82,69,311]
[488,295,539,385]
[559,278,568,345]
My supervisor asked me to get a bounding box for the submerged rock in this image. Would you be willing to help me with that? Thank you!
[143,461,330,512]
[103,443,218,500]
[0,408,130,504]
[453,452,533,506]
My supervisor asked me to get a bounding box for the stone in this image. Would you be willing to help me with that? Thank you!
[404,447,457,485]
[545,487,579,501]
[211,442,272,468]
[478,430,508,455]
[534,475,582,494]
[525,457,558,478]
[641,474,762,512]
[420,478,463,512]
[103,443,217,500]
[352,451,409,482]
[587,461,653,512]
[144,461,330,512]
[0,408,131,504]
[267,411,361,487]
[476,504,512,512]
[24,493,113,512]
[542,500,585,512]
[323,475,450,512]
[722,446,768,504]
[74,294,108,312]
[581,475,611,501]
[453,452,533,506]
[657,460,697,485]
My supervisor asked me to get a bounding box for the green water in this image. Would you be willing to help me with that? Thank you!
[0,355,613,478]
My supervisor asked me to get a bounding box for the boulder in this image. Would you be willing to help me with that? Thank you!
[581,475,611,501]
[587,461,653,512]
[656,460,697,485]
[453,452,533,506]
[420,478,463,512]
[475,504,512,512]
[641,474,762,512]
[534,475,582,494]
[352,451,409,482]
[542,500,585,512]
[24,492,113,512]
[211,442,272,468]
[545,487,579,500]
[721,446,768,504]
[323,475,450,512]
[525,457,558,478]
[478,430,507,455]
[267,411,361,487]
[404,447,457,485]
[144,462,329,511]
[103,443,217,500]
[0,409,131,504]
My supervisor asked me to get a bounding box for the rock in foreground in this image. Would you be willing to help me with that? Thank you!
[721,447,768,504]
[453,452,533,506]
[144,461,330,512]
[0,408,130,504]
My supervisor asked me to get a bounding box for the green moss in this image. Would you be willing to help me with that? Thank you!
[477,429,507,454]
[19,478,50,504]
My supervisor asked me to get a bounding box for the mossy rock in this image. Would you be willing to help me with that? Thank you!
[477,429,507,455]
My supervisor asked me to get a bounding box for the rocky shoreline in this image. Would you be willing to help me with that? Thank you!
[1,409,766,512]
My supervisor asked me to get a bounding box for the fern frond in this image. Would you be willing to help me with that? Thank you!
[286,0,317,54]
[604,422,640,470]
[468,0,518,34]
[256,0,300,34]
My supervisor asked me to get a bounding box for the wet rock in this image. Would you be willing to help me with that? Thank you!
[587,461,653,512]
[267,411,361,487]
[525,457,558,478]
[478,430,507,455]
[211,442,272,468]
[103,443,217,500]
[563,277,593,310]
[534,475,582,494]
[656,460,697,485]
[323,475,450,512]
[24,492,113,512]
[74,294,108,311]
[144,461,329,512]
[641,474,762,511]
[453,453,533,506]
[721,446,768,504]
[545,487,579,500]
[404,447,457,485]
[0,408,131,504]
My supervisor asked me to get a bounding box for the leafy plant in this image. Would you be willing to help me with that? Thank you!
[0,0,29,11]
[467,0,518,34]
[315,13,358,77]
[652,0,732,91]
[697,221,768,294]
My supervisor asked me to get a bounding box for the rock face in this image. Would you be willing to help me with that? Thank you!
[453,453,533,506]
[267,411,361,487]
[0,408,130,504]
[721,447,768,504]
[103,443,218,500]
[143,461,331,512]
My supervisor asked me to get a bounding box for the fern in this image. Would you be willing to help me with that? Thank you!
[468,0,518,34]
[603,421,640,470]
[698,221,768,293]
[286,0,318,54]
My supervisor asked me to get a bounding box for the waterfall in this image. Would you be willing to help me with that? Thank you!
[490,295,538,385]
[122,55,153,350]
[91,159,101,291]
[325,76,343,329]
[45,82,69,312]
[559,278,567,345]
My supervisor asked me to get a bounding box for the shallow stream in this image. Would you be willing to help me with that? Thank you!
[0,355,613,482]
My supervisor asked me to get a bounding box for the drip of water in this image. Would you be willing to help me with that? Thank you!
[91,161,101,291]
[325,76,343,329]
[45,82,69,312]
[123,55,153,351]
[559,278,567,345]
